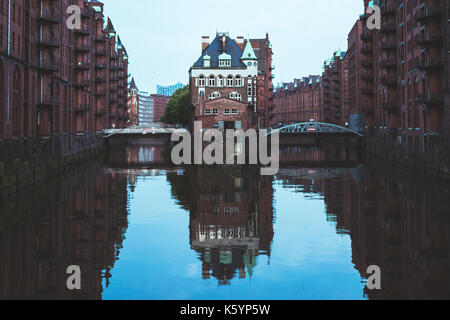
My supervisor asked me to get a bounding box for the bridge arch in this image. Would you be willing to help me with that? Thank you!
[267,122,363,137]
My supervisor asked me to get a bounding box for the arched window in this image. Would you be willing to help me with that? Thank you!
[227,75,233,87]
[198,75,205,87]
[208,92,221,100]
[217,76,224,87]
[227,92,242,101]
[235,75,242,87]
[208,75,216,87]
[0,61,4,138]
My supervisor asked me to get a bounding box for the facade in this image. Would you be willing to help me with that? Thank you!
[272,76,323,126]
[127,78,139,126]
[157,82,183,97]
[189,32,273,130]
[350,0,450,174]
[137,93,170,125]
[322,50,349,126]
[0,0,129,194]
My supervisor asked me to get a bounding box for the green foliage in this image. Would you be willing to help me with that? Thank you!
[161,86,191,127]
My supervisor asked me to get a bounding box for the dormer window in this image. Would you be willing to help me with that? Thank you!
[219,52,232,68]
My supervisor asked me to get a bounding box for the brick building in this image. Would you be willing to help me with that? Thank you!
[272,75,322,126]
[0,0,129,193]
[189,32,273,130]
[350,0,450,173]
[127,77,139,126]
[0,0,129,138]
[137,93,169,125]
[322,50,349,126]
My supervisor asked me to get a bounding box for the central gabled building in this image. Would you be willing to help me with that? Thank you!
[189,32,266,131]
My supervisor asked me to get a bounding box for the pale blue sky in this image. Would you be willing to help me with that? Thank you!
[102,0,364,94]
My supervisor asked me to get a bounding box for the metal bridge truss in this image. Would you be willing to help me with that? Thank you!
[268,122,363,137]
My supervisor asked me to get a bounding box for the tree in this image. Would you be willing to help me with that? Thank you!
[161,86,191,127]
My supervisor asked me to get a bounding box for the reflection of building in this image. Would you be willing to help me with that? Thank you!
[0,165,129,300]
[157,83,184,97]
[277,155,450,300]
[185,167,274,285]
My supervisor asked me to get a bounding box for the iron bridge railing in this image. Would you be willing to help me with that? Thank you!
[267,122,363,137]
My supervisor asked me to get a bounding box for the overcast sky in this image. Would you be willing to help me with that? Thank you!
[102,0,364,94]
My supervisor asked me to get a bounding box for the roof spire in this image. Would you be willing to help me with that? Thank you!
[241,38,257,60]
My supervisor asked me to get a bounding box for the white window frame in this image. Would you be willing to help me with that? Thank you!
[205,109,212,115]
[217,76,224,87]
[231,109,238,115]
[208,76,215,87]
[198,76,205,87]
[213,109,219,115]
[224,109,231,115]
[235,76,242,87]
[227,76,234,87]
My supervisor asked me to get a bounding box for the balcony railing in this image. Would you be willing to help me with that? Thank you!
[75,28,90,36]
[38,95,61,108]
[380,77,398,87]
[74,44,90,53]
[380,41,396,50]
[40,61,59,73]
[362,88,373,96]
[95,64,106,69]
[416,93,443,105]
[75,62,90,70]
[381,102,397,112]
[74,80,90,88]
[74,104,90,112]
[416,6,443,22]
[381,22,396,33]
[417,33,442,45]
[38,10,60,24]
[38,38,61,48]
[380,59,397,68]
[361,60,373,68]
[417,58,443,71]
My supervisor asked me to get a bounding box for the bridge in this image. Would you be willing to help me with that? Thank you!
[103,126,180,138]
[267,122,363,137]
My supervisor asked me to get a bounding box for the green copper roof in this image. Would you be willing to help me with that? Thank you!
[241,40,257,60]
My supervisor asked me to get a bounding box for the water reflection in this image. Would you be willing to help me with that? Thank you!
[0,164,128,300]
[1,143,450,299]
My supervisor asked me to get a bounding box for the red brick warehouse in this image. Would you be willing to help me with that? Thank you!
[189,32,274,130]
[0,0,129,143]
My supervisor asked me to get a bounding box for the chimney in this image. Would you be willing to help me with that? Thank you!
[236,36,245,50]
[202,36,210,52]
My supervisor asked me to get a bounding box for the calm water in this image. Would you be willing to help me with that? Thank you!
[1,143,450,300]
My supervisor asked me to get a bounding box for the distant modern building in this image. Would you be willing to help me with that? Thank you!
[157,83,184,96]
[138,93,170,125]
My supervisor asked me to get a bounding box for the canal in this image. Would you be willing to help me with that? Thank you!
[0,142,449,300]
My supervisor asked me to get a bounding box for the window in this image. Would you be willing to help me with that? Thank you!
[227,76,234,87]
[247,83,252,97]
[208,92,221,100]
[217,76,224,87]
[213,109,219,115]
[198,75,205,87]
[224,109,231,115]
[219,59,231,67]
[235,75,242,87]
[232,109,238,115]
[227,92,242,101]
[208,76,215,87]
[205,109,212,115]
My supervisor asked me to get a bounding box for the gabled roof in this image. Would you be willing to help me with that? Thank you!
[241,40,257,60]
[192,35,246,69]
